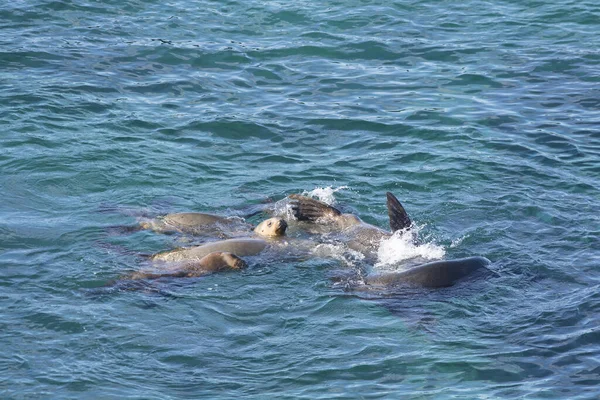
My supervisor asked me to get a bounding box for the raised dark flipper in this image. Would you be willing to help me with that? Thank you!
[288,194,342,222]
[386,192,412,232]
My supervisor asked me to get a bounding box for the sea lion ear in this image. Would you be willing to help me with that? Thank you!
[288,194,342,221]
[386,192,411,232]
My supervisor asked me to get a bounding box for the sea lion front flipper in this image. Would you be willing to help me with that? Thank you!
[386,192,412,232]
[288,194,342,222]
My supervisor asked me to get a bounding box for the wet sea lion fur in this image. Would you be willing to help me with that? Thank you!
[150,218,288,263]
[365,256,492,288]
[126,251,247,280]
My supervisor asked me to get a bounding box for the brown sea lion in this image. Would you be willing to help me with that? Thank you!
[140,212,233,231]
[126,251,247,280]
[138,212,248,236]
[138,210,288,239]
[150,218,288,263]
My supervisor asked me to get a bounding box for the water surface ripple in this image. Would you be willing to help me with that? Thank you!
[1,1,599,399]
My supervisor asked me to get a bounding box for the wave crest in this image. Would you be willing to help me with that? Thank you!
[303,186,348,205]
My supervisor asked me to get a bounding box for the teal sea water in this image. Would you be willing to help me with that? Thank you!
[1,0,599,398]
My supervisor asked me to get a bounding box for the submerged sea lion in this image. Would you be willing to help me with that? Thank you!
[140,212,237,232]
[138,212,250,236]
[138,208,286,237]
[127,252,247,280]
[364,256,491,288]
[289,192,491,287]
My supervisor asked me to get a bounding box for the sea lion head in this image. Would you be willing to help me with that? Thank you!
[253,217,288,238]
[197,252,248,272]
[220,252,247,270]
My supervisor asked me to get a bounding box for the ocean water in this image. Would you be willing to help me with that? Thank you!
[1,0,599,398]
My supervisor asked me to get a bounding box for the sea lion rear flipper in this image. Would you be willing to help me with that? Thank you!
[288,194,342,222]
[236,203,271,219]
[386,192,411,232]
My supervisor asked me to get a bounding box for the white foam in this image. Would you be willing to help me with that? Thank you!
[304,186,348,205]
[375,225,446,271]
[311,243,365,267]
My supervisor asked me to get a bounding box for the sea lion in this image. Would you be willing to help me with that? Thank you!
[138,212,249,236]
[289,192,491,287]
[364,256,491,288]
[126,252,247,280]
[151,238,270,263]
[289,192,411,257]
[150,218,288,263]
[138,210,286,238]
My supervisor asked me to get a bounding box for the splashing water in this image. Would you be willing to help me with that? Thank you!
[311,243,365,268]
[450,234,469,248]
[375,226,446,271]
[304,186,348,205]
[272,186,348,219]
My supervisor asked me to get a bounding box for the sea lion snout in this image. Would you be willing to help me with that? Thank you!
[276,219,288,234]
[231,256,248,270]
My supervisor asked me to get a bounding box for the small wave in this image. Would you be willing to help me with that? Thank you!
[450,234,469,248]
[375,226,446,270]
[303,186,349,205]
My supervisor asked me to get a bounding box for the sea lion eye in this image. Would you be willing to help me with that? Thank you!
[267,222,272,227]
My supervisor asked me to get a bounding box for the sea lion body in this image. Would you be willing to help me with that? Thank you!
[139,213,288,241]
[289,194,400,259]
[162,213,236,228]
[344,222,391,256]
[365,256,491,288]
[150,217,287,262]
[140,212,248,235]
[151,238,270,263]
[128,251,247,280]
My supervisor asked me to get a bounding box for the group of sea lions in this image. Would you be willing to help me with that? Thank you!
[120,192,491,289]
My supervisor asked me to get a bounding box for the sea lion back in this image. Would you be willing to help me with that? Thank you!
[152,238,268,262]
